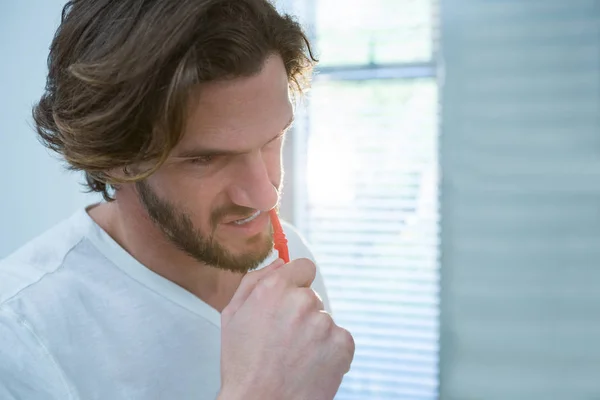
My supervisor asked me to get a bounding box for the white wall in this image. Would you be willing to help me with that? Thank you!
[0,1,99,258]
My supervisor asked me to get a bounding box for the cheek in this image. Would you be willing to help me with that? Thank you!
[148,168,225,217]
[181,178,227,219]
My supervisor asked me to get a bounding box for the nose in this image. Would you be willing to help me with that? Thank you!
[227,151,279,212]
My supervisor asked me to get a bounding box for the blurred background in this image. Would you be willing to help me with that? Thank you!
[2,0,600,399]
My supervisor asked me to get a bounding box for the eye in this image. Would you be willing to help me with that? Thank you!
[188,155,215,166]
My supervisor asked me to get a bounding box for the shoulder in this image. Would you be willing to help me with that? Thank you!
[280,220,333,313]
[0,211,88,307]
[280,220,315,262]
[0,306,74,399]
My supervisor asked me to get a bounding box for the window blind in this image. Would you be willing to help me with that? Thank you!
[285,1,441,398]
[439,1,600,399]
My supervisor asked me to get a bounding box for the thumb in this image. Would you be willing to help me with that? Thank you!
[223,258,285,319]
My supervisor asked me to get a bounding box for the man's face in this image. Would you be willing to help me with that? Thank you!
[135,55,293,273]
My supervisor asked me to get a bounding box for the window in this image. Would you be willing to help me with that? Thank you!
[284,1,440,398]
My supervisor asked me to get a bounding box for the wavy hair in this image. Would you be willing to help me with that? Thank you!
[33,0,316,200]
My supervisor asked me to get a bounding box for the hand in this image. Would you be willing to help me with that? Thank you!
[218,258,355,400]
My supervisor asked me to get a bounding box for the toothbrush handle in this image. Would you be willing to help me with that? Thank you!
[269,209,290,263]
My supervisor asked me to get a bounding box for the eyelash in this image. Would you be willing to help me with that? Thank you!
[186,133,287,166]
[189,156,215,166]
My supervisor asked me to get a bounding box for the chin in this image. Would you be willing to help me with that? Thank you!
[227,229,272,255]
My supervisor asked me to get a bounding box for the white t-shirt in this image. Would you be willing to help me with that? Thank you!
[0,208,330,400]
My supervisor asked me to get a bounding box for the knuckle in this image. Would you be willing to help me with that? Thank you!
[304,260,317,277]
[334,327,356,355]
[293,289,319,314]
[313,311,334,334]
[261,274,282,290]
[254,275,282,299]
[332,327,355,373]
[294,257,313,266]
[296,258,317,274]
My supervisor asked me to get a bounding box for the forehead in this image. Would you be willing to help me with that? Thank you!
[175,55,293,153]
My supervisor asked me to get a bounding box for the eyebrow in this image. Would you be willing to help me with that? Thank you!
[173,115,295,159]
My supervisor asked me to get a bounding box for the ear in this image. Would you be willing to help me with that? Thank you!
[105,161,150,183]
[104,166,131,183]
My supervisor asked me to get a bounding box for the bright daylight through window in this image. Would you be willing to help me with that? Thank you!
[287,0,440,398]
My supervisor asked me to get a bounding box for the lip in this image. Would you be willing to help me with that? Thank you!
[222,211,269,236]
[222,210,260,225]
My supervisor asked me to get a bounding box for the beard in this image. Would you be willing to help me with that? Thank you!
[135,180,273,273]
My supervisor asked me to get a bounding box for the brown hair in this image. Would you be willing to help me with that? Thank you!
[33,0,317,201]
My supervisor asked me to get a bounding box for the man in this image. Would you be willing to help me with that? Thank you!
[0,0,355,399]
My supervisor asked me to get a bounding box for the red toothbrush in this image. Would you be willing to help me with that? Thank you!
[269,209,290,263]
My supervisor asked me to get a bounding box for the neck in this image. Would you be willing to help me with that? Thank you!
[87,201,243,312]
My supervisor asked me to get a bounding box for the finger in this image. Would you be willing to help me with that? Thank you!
[224,258,285,317]
[287,287,325,315]
[333,326,355,373]
[275,258,316,289]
